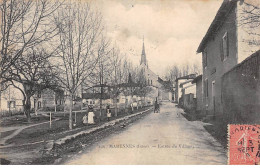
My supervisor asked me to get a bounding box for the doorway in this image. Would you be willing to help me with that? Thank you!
[212,81,215,118]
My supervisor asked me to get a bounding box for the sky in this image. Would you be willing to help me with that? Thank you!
[93,0,223,77]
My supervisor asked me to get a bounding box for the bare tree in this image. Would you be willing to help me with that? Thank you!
[0,0,62,113]
[9,48,57,122]
[238,1,260,48]
[164,61,201,83]
[0,0,61,85]
[95,37,112,121]
[53,1,103,129]
[108,46,122,116]
[239,1,260,36]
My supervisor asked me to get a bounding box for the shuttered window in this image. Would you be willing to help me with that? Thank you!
[221,32,229,61]
[204,79,208,98]
[203,49,207,68]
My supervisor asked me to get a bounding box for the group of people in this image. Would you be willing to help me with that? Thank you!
[83,99,160,125]
[82,105,112,125]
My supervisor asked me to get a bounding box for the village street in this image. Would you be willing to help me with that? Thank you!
[65,101,227,165]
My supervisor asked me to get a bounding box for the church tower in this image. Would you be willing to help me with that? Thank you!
[140,38,148,67]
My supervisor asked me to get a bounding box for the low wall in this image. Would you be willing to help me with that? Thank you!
[221,50,260,124]
[183,93,196,111]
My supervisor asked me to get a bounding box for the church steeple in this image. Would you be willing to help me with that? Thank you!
[140,37,148,67]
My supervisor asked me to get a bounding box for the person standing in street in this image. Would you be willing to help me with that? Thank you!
[106,104,111,121]
[154,99,158,113]
[88,106,95,124]
[82,114,88,125]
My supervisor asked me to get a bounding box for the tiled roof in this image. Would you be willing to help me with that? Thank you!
[197,0,238,53]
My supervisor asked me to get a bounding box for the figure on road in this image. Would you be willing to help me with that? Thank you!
[88,106,95,124]
[106,104,111,121]
[154,98,160,113]
[82,114,88,125]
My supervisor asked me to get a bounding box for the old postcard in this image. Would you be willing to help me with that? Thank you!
[0,0,259,165]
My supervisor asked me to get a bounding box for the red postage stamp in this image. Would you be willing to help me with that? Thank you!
[228,125,260,165]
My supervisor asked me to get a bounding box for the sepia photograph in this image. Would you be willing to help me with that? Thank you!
[0,0,259,165]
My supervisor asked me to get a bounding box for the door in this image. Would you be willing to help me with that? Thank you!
[212,81,215,117]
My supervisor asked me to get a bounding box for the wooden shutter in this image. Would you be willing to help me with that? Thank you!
[226,32,229,57]
[223,32,228,59]
[220,39,224,61]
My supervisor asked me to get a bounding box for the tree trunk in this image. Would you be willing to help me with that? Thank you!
[144,96,146,110]
[24,94,32,123]
[115,98,118,117]
[69,93,73,130]
[99,99,102,122]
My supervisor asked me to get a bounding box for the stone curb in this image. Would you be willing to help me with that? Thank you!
[51,108,151,149]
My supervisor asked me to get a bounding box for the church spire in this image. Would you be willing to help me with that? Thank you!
[140,37,148,67]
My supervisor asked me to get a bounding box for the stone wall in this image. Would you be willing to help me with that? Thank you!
[221,50,260,123]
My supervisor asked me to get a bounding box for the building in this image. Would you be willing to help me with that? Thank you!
[157,78,173,101]
[178,77,196,110]
[82,92,112,109]
[221,50,260,123]
[32,88,64,111]
[0,84,24,115]
[175,74,196,103]
[81,39,174,106]
[192,75,203,113]
[140,39,173,101]
[1,83,64,115]
[196,0,259,118]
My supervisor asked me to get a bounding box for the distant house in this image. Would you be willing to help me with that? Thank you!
[175,74,196,103]
[180,80,196,98]
[82,92,112,109]
[196,0,259,118]
[1,83,64,115]
[192,75,203,113]
[179,78,196,110]
[0,84,24,115]
[33,88,64,111]
[158,78,173,101]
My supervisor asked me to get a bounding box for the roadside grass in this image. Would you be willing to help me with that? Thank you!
[0,115,50,127]
[0,130,16,139]
[180,108,227,149]
[203,120,228,149]
[0,106,152,165]
[5,106,150,145]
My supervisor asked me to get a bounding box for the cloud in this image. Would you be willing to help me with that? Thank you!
[95,0,222,76]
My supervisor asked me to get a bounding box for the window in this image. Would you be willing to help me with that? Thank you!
[212,81,215,98]
[37,91,41,98]
[221,32,229,61]
[7,101,16,108]
[204,79,208,98]
[151,80,153,85]
[203,49,207,68]
[38,101,41,108]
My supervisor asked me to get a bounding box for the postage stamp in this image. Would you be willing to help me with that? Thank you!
[228,125,260,165]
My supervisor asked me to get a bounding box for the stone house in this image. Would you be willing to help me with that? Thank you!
[192,75,203,113]
[175,74,196,103]
[32,88,64,111]
[196,0,259,118]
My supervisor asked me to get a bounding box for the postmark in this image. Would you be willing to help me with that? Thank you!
[228,125,260,165]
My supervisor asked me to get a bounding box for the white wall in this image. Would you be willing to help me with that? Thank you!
[0,84,24,112]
